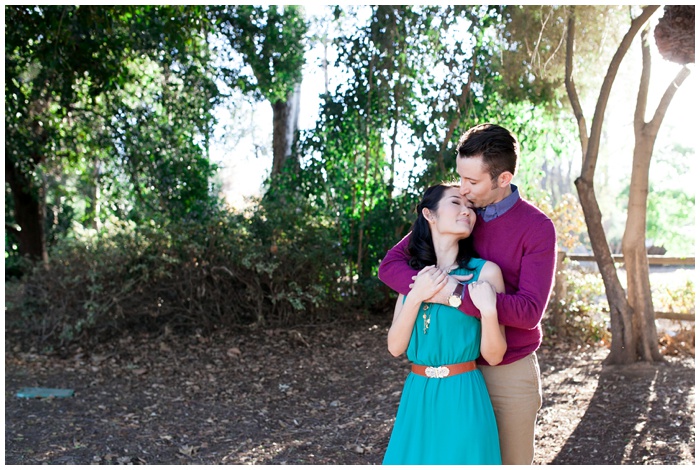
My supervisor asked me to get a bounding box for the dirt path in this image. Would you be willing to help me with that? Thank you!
[4,320,695,465]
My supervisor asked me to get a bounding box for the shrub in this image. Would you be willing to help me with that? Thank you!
[653,278,695,357]
[8,199,345,348]
[545,261,696,352]
[652,278,695,315]
[544,260,611,346]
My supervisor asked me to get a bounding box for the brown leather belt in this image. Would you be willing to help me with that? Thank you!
[411,360,477,379]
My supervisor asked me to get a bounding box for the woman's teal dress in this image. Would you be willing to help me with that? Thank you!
[383,258,501,465]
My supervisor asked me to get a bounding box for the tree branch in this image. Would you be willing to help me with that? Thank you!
[634,26,651,135]
[647,66,692,135]
[564,6,588,164]
[585,5,659,179]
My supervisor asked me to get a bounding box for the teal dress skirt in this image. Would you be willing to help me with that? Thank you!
[382,258,501,465]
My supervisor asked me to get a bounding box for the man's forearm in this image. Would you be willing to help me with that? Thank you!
[377,233,416,296]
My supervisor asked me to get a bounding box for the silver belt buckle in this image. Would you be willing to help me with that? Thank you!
[424,365,450,378]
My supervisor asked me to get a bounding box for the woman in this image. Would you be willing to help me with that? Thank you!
[383,183,506,465]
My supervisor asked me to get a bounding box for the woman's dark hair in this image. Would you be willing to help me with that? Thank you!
[407,183,476,270]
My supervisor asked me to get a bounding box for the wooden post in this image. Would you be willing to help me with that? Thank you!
[551,251,568,336]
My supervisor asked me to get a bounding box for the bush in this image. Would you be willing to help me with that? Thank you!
[8,199,346,348]
[653,278,695,357]
[545,262,696,351]
[544,260,611,346]
[652,278,695,315]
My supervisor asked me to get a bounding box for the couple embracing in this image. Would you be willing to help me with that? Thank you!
[380,123,557,465]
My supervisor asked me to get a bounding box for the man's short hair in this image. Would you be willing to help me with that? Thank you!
[457,123,519,181]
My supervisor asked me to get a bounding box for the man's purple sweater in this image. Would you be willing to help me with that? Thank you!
[378,197,557,366]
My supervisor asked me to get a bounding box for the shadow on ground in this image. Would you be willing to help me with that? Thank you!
[550,359,695,464]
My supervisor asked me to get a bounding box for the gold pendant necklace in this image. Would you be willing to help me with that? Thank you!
[422,304,431,334]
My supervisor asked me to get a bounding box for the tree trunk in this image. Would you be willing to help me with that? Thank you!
[621,134,658,361]
[356,55,375,283]
[439,53,476,174]
[565,5,659,365]
[551,251,567,337]
[621,26,691,362]
[575,176,636,364]
[5,156,48,264]
[271,82,301,177]
[388,103,398,206]
[91,156,102,231]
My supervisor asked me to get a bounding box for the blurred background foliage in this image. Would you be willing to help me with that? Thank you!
[5,5,694,349]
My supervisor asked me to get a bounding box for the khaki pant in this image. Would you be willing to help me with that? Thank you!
[478,353,542,465]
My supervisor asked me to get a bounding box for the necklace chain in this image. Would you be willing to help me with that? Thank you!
[423,263,458,334]
[439,263,457,272]
[422,304,431,334]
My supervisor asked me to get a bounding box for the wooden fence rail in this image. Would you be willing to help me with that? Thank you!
[566,254,695,266]
[553,252,695,323]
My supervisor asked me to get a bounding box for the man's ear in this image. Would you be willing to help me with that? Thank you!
[422,207,435,223]
[497,171,513,188]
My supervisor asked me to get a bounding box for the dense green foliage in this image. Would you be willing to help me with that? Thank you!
[5,5,221,269]
[11,206,344,345]
[215,5,307,104]
[5,5,694,346]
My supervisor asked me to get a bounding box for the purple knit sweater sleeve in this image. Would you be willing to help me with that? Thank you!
[377,233,416,296]
[459,209,557,331]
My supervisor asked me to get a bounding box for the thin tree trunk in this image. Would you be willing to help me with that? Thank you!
[356,55,375,280]
[575,176,636,363]
[322,27,330,95]
[565,5,659,365]
[622,136,657,361]
[622,27,691,362]
[92,156,102,231]
[552,251,567,336]
[439,53,476,174]
[5,156,48,264]
[388,84,400,206]
[271,83,301,177]
[5,93,51,265]
[564,7,588,159]
[348,147,359,294]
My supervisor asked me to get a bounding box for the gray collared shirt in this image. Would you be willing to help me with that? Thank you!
[476,184,520,222]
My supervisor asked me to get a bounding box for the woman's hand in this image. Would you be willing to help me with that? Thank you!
[407,266,448,303]
[468,280,497,317]
[388,266,448,357]
[470,278,505,365]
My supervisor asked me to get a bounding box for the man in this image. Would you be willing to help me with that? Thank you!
[378,123,557,465]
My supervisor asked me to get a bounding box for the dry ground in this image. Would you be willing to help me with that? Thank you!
[4,318,695,465]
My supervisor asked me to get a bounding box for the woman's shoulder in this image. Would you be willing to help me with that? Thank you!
[477,260,504,290]
[478,260,502,277]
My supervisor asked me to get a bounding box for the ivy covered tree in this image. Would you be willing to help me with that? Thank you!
[290,5,570,294]
[214,5,308,177]
[5,5,220,265]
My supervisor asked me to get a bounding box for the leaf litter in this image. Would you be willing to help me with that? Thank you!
[4,319,695,465]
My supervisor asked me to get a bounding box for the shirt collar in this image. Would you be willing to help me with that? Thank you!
[476,184,520,222]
